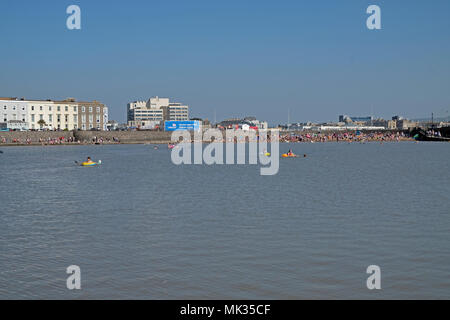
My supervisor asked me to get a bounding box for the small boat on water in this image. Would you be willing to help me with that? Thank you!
[282,153,298,158]
[81,162,100,167]
[76,160,102,167]
[411,128,450,142]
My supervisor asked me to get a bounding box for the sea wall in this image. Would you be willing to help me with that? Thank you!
[73,131,175,143]
[0,130,190,145]
[0,129,411,146]
[0,131,74,143]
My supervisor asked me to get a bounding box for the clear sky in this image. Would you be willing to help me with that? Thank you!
[1,0,449,124]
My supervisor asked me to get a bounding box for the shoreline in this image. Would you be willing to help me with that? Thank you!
[0,130,432,148]
[0,140,421,148]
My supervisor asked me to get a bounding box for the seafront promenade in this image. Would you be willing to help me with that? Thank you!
[0,131,173,146]
[0,129,415,147]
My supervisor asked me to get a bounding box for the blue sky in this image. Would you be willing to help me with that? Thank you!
[0,0,449,124]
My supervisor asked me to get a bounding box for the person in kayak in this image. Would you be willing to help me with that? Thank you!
[287,149,295,157]
[86,157,94,164]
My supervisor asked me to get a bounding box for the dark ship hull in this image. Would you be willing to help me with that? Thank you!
[410,127,450,142]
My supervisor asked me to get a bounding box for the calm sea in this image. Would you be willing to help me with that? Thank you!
[0,142,449,299]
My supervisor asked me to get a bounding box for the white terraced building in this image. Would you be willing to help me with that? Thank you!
[0,97,108,131]
[1,98,29,130]
[27,100,78,130]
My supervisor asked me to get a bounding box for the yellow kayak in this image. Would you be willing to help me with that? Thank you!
[81,162,98,167]
[282,154,298,158]
[80,160,102,166]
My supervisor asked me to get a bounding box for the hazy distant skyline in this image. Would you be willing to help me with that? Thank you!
[1,0,449,124]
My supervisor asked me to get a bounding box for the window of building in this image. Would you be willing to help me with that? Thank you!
[96,107,100,113]
[31,106,34,111]
[49,106,52,111]
[57,115,61,123]
[89,115,93,122]
[49,114,52,122]
[73,115,78,122]
[65,115,68,122]
[96,115,100,123]
[40,115,43,120]
[57,106,61,112]
[89,106,93,113]
[65,106,68,112]
[3,106,6,110]
[74,106,77,112]
[82,115,86,123]
[82,106,85,112]
[31,114,35,122]
[40,106,43,111]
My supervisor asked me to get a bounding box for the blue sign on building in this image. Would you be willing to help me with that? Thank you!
[165,121,200,131]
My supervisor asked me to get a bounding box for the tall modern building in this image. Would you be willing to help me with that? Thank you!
[0,97,108,131]
[164,103,189,121]
[127,96,189,129]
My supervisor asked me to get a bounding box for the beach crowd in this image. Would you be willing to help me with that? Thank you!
[0,135,121,145]
[279,131,412,143]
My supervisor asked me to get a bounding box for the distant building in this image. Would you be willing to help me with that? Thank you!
[1,98,29,128]
[339,115,373,123]
[244,117,268,130]
[164,103,189,121]
[1,97,108,131]
[190,118,211,129]
[391,116,418,130]
[387,120,397,130]
[397,119,418,130]
[217,118,251,129]
[217,117,268,130]
[77,100,108,131]
[127,96,189,129]
[372,118,388,128]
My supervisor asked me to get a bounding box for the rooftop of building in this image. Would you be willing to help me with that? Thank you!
[1,97,105,105]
